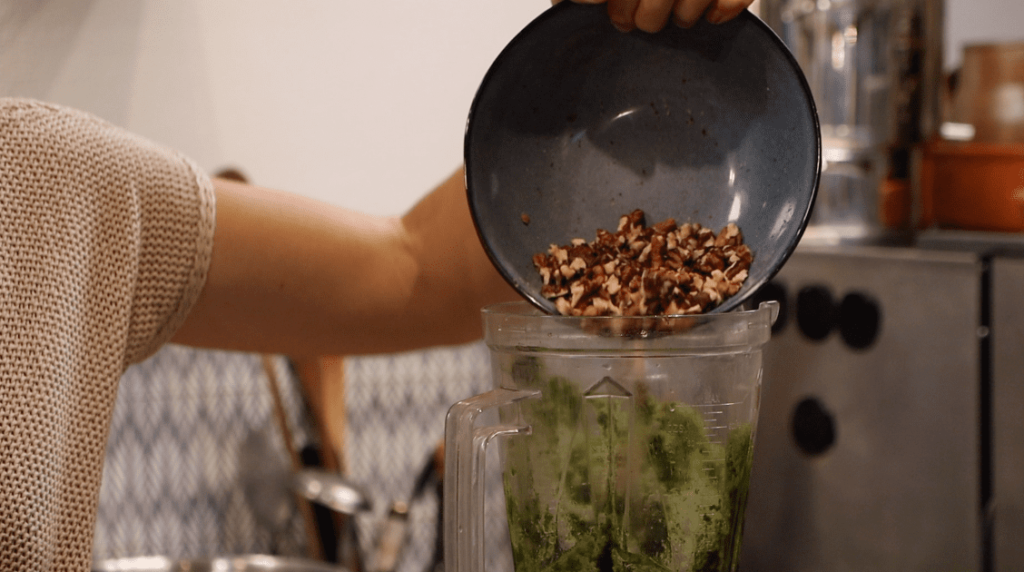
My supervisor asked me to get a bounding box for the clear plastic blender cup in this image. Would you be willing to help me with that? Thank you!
[445,300,778,572]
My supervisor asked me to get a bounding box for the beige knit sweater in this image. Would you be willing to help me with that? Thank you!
[0,98,215,571]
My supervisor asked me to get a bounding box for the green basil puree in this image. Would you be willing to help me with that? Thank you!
[501,367,753,572]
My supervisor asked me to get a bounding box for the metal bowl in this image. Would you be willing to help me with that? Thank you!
[465,2,820,314]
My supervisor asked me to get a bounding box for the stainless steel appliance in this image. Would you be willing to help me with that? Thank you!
[760,0,945,243]
[741,235,1024,571]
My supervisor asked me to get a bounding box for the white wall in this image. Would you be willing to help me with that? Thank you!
[1,0,1021,215]
[0,0,546,215]
[945,0,1024,71]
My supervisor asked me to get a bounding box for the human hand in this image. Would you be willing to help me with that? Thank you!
[553,0,754,33]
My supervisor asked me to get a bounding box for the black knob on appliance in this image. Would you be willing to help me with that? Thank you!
[791,397,836,456]
[838,292,882,350]
[751,280,788,333]
[796,285,835,341]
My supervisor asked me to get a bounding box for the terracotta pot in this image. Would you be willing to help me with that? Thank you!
[950,43,1024,143]
[919,140,1024,232]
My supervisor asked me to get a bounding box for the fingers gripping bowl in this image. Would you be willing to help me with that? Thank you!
[465,2,820,315]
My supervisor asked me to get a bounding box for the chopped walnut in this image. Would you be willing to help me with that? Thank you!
[533,209,753,316]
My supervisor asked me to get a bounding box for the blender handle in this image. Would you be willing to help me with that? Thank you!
[758,300,781,326]
[444,388,539,572]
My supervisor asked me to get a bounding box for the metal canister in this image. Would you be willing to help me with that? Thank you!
[760,0,945,243]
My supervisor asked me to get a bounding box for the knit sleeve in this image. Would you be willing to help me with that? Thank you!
[0,97,214,570]
[120,129,216,363]
[0,98,215,364]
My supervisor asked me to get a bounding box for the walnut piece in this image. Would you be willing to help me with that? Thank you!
[533,209,753,316]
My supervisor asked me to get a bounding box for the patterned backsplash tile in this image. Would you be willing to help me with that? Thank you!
[94,341,513,572]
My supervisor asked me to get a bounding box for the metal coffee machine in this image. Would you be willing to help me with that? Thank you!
[759,0,945,243]
[735,5,1024,571]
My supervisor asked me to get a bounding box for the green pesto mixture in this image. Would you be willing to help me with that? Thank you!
[501,362,753,572]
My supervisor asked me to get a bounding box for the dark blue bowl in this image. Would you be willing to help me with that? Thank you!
[465,2,820,314]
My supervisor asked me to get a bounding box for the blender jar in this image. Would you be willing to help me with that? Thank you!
[445,301,777,572]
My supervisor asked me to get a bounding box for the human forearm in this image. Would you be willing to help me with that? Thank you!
[397,168,521,348]
[171,168,518,356]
